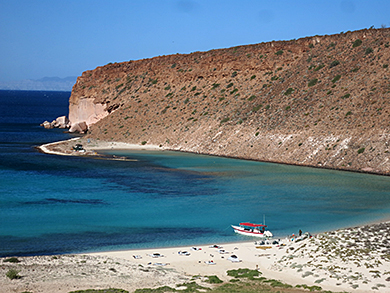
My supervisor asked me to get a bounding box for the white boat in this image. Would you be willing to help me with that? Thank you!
[231,222,273,238]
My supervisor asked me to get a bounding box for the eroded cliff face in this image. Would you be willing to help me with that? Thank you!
[68,28,390,175]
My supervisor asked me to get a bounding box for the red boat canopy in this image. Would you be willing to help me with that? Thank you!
[239,222,267,227]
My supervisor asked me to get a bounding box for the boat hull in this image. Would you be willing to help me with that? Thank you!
[231,225,272,238]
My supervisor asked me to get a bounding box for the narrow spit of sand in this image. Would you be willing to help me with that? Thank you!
[38,137,163,156]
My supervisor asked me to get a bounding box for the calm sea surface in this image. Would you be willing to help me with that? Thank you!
[1,90,390,256]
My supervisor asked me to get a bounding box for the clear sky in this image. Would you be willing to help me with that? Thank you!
[1,0,389,82]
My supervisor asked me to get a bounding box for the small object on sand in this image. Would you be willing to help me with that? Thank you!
[153,262,169,266]
[227,255,241,262]
[218,249,227,254]
[256,246,272,250]
[148,253,164,258]
[209,244,222,249]
[205,260,216,265]
[133,255,142,259]
[178,250,190,256]
[191,247,202,251]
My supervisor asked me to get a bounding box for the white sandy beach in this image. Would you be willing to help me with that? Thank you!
[2,223,390,292]
[89,223,390,293]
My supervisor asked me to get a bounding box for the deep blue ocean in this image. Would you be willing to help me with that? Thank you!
[1,90,390,257]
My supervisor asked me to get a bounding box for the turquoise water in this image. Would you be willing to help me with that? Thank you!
[1,90,390,256]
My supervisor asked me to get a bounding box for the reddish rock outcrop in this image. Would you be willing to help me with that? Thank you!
[68,28,390,175]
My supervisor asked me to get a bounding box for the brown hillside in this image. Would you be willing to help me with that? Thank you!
[69,28,390,175]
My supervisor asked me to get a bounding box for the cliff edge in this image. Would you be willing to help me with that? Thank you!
[68,28,390,175]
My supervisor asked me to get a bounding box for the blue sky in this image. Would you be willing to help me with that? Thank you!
[1,0,389,82]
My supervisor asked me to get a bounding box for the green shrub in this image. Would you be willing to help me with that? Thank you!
[352,39,362,47]
[255,132,259,136]
[358,147,365,154]
[6,269,21,280]
[365,47,373,54]
[221,117,230,124]
[164,85,171,90]
[206,275,223,284]
[308,78,318,87]
[250,75,256,80]
[330,60,340,68]
[383,64,389,68]
[231,71,238,77]
[190,86,196,91]
[341,93,350,99]
[227,268,261,279]
[252,104,262,112]
[4,257,20,263]
[141,141,147,145]
[345,111,352,116]
[211,83,220,89]
[332,74,341,83]
[314,64,325,71]
[285,106,291,111]
[351,67,360,72]
[284,88,294,95]
[230,88,238,95]
[275,50,284,56]
[248,95,256,101]
[263,279,293,288]
[226,82,234,88]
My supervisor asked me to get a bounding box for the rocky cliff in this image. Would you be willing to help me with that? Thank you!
[68,28,390,175]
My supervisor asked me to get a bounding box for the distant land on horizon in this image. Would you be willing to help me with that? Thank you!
[0,76,77,92]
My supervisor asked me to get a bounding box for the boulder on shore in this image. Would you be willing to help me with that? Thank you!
[69,121,88,133]
[40,116,70,129]
[53,116,70,128]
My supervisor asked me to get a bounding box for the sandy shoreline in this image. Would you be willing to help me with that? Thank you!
[2,223,390,292]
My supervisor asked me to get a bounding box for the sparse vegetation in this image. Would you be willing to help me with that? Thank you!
[275,50,284,56]
[284,88,294,95]
[308,78,318,87]
[220,117,229,124]
[4,257,20,263]
[205,275,223,284]
[330,60,340,68]
[332,75,341,83]
[352,39,362,47]
[365,47,373,54]
[6,269,21,280]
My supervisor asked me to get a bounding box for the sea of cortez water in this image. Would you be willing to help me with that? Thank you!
[1,90,390,256]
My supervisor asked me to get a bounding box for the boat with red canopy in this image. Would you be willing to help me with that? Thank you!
[231,222,273,238]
